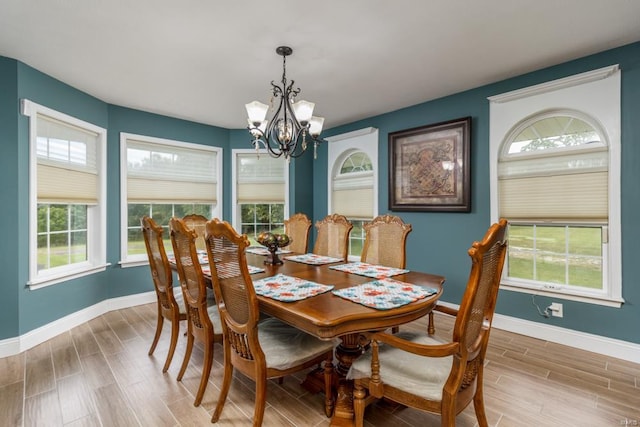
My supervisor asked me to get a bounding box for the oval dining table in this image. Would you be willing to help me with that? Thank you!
[241,251,446,427]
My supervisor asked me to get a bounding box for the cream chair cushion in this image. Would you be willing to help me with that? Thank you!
[348,331,453,401]
[258,318,335,370]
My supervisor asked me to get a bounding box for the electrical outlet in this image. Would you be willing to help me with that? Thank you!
[549,302,563,318]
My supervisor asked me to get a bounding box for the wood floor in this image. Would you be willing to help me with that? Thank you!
[0,302,638,427]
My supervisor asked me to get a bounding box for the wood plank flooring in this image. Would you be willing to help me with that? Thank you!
[0,303,638,426]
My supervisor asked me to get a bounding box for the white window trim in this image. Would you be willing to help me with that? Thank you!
[231,148,290,232]
[119,132,223,266]
[327,127,379,261]
[22,99,108,288]
[488,65,623,307]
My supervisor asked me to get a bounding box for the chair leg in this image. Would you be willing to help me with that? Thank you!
[428,311,435,335]
[148,313,164,356]
[323,353,334,417]
[353,381,366,427]
[193,340,213,407]
[211,350,233,423]
[391,326,399,334]
[253,375,268,427]
[177,330,194,381]
[473,369,489,427]
[162,318,180,373]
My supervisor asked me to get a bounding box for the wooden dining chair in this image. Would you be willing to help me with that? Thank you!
[361,214,413,334]
[361,214,412,268]
[141,216,187,373]
[283,212,312,253]
[204,219,335,426]
[182,213,208,252]
[312,213,353,260]
[349,219,508,427]
[169,217,223,407]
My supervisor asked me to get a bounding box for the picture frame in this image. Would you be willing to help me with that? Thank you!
[389,116,471,212]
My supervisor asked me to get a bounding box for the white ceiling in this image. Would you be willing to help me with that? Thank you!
[1,1,639,130]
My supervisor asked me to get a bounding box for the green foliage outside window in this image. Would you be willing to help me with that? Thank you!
[240,203,284,245]
[507,224,603,289]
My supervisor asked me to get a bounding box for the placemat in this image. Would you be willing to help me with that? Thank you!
[201,264,265,276]
[284,253,343,265]
[332,278,437,310]
[167,250,208,266]
[246,246,293,256]
[329,262,409,278]
[252,273,334,302]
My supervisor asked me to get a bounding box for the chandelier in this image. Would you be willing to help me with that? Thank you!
[245,46,325,160]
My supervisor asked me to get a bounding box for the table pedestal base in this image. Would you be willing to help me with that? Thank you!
[302,333,364,426]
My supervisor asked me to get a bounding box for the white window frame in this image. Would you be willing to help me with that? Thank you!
[231,148,290,234]
[327,127,379,261]
[488,65,623,307]
[119,133,222,266]
[23,99,108,289]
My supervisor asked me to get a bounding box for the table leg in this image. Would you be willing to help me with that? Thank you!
[330,333,365,426]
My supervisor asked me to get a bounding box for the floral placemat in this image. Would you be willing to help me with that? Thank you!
[201,264,265,276]
[246,246,293,256]
[167,250,209,266]
[252,274,334,302]
[284,253,343,265]
[332,278,437,310]
[329,262,409,278]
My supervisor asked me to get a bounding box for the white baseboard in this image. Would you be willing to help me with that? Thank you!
[2,294,639,364]
[438,301,640,364]
[0,291,156,358]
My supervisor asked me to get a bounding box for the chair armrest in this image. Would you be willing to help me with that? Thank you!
[433,303,458,317]
[371,331,459,358]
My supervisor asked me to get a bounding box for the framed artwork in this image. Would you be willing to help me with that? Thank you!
[389,117,471,212]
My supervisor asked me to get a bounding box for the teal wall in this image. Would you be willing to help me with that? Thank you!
[0,41,638,345]
[0,57,20,339]
[315,42,640,344]
[0,59,230,337]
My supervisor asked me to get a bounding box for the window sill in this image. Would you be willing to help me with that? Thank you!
[28,263,110,290]
[119,259,150,268]
[500,282,624,308]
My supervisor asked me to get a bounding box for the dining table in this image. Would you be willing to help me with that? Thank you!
[179,248,445,427]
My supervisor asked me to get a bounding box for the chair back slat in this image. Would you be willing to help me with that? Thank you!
[454,219,508,356]
[313,214,353,260]
[141,216,173,310]
[205,219,260,361]
[361,215,412,268]
[182,214,208,251]
[170,218,210,328]
[284,213,312,253]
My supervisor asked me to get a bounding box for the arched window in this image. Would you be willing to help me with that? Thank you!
[489,65,622,307]
[327,128,378,259]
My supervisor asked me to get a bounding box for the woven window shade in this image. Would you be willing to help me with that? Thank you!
[127,139,217,203]
[499,172,608,220]
[37,114,99,203]
[332,170,373,218]
[332,188,373,218]
[499,146,608,221]
[236,153,285,203]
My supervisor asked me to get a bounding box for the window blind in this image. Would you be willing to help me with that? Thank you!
[332,171,374,218]
[499,149,608,221]
[236,153,285,203]
[127,139,217,203]
[37,114,99,203]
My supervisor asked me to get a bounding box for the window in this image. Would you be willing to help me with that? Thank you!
[489,65,622,306]
[23,100,108,288]
[327,128,378,260]
[120,133,222,264]
[232,150,288,245]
